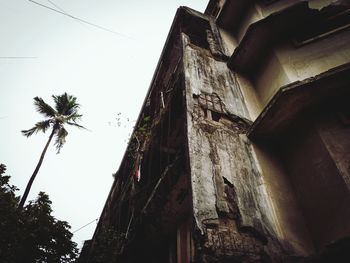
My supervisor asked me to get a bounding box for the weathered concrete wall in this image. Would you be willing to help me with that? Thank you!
[199,218,266,262]
[317,115,350,190]
[217,0,350,112]
[219,0,341,48]
[255,0,302,18]
[276,29,350,83]
[218,25,265,120]
[218,28,237,55]
[182,33,284,260]
[252,143,315,256]
[254,27,350,108]
[254,0,336,18]
[182,34,249,120]
[234,74,263,120]
[254,52,291,108]
[235,5,262,44]
[281,119,350,251]
[183,2,350,258]
[214,21,319,256]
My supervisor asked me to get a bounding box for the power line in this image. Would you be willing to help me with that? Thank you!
[45,0,87,29]
[46,0,67,14]
[73,218,99,234]
[28,0,133,39]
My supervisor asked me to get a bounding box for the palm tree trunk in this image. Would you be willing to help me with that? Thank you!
[19,128,56,209]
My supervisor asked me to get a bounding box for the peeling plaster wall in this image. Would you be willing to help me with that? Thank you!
[182,33,280,254]
[188,126,218,228]
[182,34,249,120]
[186,121,276,234]
[217,30,264,120]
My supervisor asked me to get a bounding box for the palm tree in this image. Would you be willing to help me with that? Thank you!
[19,93,85,209]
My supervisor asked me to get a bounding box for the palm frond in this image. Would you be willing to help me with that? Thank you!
[66,122,86,129]
[21,127,38,137]
[52,93,65,114]
[54,127,68,153]
[52,93,80,116]
[36,120,52,133]
[33,97,56,118]
[21,120,52,137]
[66,96,80,116]
[65,113,82,123]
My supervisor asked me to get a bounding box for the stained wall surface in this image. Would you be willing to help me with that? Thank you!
[182,33,286,260]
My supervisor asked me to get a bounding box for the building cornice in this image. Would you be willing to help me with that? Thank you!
[248,62,350,140]
[227,1,313,75]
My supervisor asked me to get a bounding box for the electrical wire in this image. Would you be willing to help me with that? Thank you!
[45,0,89,29]
[46,0,67,14]
[73,218,99,234]
[28,0,133,39]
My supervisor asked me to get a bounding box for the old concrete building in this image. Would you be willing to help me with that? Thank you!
[81,0,350,262]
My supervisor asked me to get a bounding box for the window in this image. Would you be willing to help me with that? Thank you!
[193,93,226,122]
[198,93,225,113]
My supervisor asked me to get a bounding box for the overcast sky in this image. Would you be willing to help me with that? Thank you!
[0,0,207,249]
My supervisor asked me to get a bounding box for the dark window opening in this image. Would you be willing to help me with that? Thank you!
[198,92,225,113]
[186,32,210,50]
[211,111,222,122]
[193,92,227,122]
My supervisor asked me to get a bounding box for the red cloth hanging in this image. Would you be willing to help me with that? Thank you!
[135,162,141,182]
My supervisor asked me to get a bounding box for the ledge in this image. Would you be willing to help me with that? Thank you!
[227,1,314,75]
[248,62,350,140]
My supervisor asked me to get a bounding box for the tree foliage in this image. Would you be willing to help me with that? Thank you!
[0,164,78,262]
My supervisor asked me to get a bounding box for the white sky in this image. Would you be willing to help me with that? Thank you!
[0,0,207,249]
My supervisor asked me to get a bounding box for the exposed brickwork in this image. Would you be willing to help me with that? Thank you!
[197,218,266,262]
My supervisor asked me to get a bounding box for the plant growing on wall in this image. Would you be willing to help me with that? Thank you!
[127,115,152,157]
